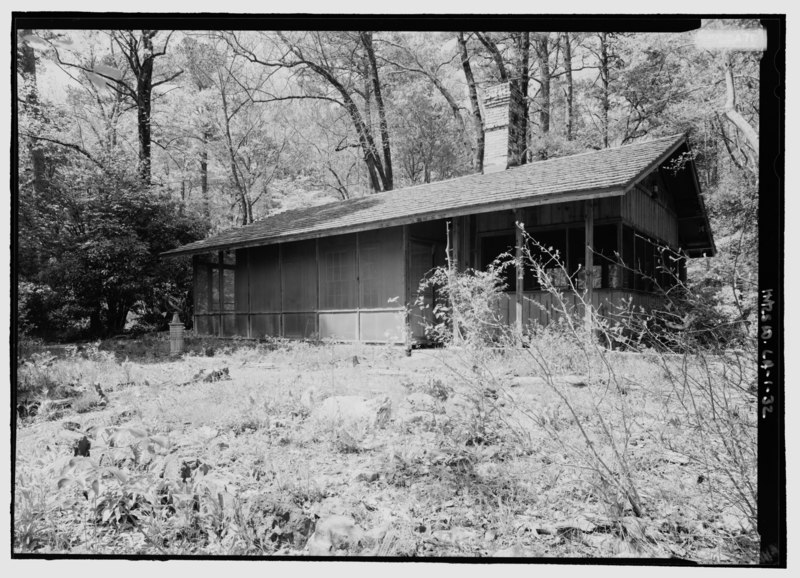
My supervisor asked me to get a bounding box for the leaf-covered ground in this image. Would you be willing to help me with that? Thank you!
[14,337,758,561]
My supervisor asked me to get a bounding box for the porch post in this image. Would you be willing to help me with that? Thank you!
[447,219,460,344]
[402,225,411,353]
[192,255,198,333]
[584,200,594,334]
[514,210,524,338]
[218,250,224,337]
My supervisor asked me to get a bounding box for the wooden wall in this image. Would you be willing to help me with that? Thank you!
[621,186,679,246]
[193,226,407,342]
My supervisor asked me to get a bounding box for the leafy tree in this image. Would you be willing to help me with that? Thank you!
[225,31,396,193]
[41,30,183,183]
[21,164,206,337]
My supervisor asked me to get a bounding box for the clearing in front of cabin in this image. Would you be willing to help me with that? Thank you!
[14,329,757,561]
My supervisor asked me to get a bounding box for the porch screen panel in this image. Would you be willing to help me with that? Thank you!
[282,240,317,312]
[235,315,249,336]
[209,314,220,336]
[222,269,235,311]
[222,314,237,337]
[211,268,220,309]
[194,265,209,313]
[319,234,357,310]
[360,311,404,342]
[234,249,249,312]
[194,315,212,335]
[249,245,281,312]
[359,228,403,309]
[319,312,357,340]
[284,313,316,339]
[251,314,280,338]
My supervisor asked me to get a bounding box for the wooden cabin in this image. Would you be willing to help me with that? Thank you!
[163,87,714,344]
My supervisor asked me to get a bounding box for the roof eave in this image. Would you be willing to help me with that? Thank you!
[161,186,626,258]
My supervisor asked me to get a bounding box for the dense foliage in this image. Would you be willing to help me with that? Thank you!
[16,23,761,339]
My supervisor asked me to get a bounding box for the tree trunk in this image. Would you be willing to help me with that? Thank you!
[723,53,759,158]
[219,81,250,224]
[457,32,484,173]
[200,131,210,222]
[563,33,574,141]
[599,33,610,149]
[136,36,154,184]
[476,32,508,81]
[274,33,389,192]
[312,67,387,191]
[509,32,530,167]
[361,32,393,190]
[535,34,551,136]
[19,29,47,195]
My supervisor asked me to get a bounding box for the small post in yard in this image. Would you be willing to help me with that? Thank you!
[169,312,185,356]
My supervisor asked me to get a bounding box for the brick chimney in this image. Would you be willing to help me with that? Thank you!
[480,83,511,174]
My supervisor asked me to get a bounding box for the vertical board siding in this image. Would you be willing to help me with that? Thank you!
[623,187,679,246]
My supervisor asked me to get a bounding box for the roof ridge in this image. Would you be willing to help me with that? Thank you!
[507,133,685,166]
[238,133,686,227]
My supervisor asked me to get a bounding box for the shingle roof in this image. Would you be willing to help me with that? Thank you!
[164,134,687,256]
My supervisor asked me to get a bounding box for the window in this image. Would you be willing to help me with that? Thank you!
[195,251,237,313]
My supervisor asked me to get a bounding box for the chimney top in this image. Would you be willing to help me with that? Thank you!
[480,82,512,173]
[481,83,511,132]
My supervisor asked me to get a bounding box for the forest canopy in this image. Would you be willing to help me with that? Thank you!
[16,24,760,339]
